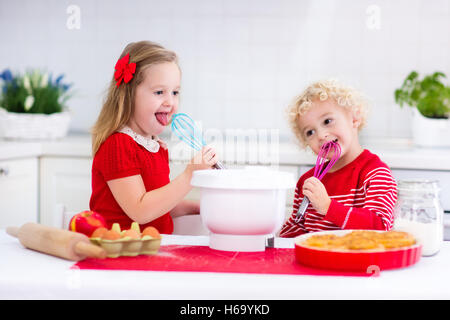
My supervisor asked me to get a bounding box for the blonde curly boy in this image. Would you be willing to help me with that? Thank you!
[280,79,398,237]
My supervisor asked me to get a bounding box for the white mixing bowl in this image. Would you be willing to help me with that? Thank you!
[191,167,295,252]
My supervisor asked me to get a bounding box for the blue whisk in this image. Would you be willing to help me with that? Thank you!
[171,113,226,169]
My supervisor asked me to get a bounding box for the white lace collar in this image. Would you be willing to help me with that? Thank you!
[117,126,160,153]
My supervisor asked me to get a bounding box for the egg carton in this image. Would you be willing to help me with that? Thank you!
[89,222,161,258]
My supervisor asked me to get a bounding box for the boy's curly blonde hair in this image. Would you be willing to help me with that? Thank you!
[287,79,369,147]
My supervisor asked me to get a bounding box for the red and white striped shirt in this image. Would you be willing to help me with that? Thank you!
[279,149,397,238]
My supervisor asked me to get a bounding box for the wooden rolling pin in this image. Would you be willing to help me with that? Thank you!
[6,222,106,261]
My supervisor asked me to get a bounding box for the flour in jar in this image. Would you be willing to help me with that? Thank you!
[394,218,443,256]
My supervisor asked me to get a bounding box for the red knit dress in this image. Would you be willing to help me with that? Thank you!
[279,149,397,238]
[89,132,173,234]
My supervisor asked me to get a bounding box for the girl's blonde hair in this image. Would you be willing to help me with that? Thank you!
[287,79,369,147]
[91,41,179,155]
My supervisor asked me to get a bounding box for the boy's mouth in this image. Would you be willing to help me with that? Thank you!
[155,112,170,126]
[321,139,339,149]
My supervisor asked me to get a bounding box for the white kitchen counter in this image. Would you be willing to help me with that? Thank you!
[1,133,450,170]
[0,134,92,160]
[1,229,449,300]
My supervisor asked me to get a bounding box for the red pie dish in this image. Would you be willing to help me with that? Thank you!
[294,230,422,272]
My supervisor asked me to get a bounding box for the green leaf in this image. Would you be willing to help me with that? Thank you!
[432,71,446,81]
[405,71,418,84]
[395,71,450,118]
[394,89,401,104]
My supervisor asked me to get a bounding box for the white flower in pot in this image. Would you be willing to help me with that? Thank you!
[24,95,35,111]
[0,69,74,140]
[395,71,450,148]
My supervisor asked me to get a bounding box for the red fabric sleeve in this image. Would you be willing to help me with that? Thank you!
[95,133,141,181]
[325,200,387,230]
[324,168,397,231]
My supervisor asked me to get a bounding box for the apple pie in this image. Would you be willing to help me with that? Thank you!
[301,230,416,251]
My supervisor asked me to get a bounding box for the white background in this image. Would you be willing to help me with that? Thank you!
[1,0,449,142]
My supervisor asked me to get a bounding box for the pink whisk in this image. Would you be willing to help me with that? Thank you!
[294,140,341,223]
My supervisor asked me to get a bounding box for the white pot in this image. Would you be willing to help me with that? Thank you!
[0,108,71,140]
[191,167,295,252]
[412,108,450,148]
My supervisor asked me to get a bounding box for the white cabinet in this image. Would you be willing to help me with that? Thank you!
[39,157,92,226]
[3,140,448,233]
[0,158,38,228]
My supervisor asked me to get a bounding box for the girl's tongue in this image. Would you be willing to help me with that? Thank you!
[155,112,169,126]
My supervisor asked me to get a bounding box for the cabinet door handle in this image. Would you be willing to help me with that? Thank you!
[0,167,10,176]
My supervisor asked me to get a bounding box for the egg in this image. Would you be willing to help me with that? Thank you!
[142,226,161,239]
[122,229,141,239]
[91,227,108,238]
[101,230,121,240]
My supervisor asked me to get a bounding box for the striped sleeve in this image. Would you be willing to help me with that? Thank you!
[324,167,397,230]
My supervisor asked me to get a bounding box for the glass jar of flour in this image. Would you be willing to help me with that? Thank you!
[394,180,443,256]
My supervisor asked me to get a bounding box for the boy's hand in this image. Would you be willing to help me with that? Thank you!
[302,177,331,215]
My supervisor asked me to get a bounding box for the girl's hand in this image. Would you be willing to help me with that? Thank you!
[185,146,218,174]
[170,200,200,218]
[302,177,331,215]
[157,138,168,150]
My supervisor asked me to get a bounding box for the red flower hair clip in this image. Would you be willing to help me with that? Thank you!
[114,53,136,87]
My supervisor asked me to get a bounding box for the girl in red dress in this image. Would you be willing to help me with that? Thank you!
[89,41,218,234]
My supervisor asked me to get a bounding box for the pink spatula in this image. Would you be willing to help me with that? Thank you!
[294,140,341,223]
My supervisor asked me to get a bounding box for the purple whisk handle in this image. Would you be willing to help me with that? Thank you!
[295,141,340,225]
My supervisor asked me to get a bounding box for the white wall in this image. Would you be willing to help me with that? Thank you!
[1,0,449,142]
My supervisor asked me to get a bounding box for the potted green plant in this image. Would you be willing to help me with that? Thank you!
[395,71,450,147]
[0,69,73,140]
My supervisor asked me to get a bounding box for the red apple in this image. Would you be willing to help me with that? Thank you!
[69,210,107,237]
